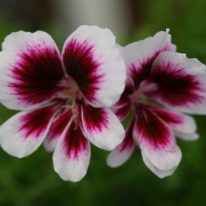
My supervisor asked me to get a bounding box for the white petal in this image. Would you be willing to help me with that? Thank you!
[142,153,178,178]
[172,114,196,134]
[107,147,135,168]
[133,108,182,172]
[80,102,124,150]
[122,30,176,83]
[107,120,135,167]
[44,109,72,152]
[0,105,56,157]
[0,31,63,110]
[141,144,182,172]
[62,25,126,107]
[152,107,197,134]
[53,121,90,182]
[175,132,199,141]
[155,109,198,141]
[149,51,206,114]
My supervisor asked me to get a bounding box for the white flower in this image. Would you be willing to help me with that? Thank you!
[0,25,126,182]
[107,30,206,178]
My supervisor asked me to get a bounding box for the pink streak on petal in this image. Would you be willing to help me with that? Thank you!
[19,104,57,139]
[47,109,72,142]
[63,38,104,101]
[114,102,130,121]
[80,102,108,133]
[9,44,64,104]
[119,120,135,152]
[151,107,184,125]
[63,123,89,160]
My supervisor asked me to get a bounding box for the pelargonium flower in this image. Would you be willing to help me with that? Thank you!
[107,30,206,178]
[0,25,126,181]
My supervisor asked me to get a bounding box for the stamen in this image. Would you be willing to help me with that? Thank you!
[72,107,79,116]
[71,107,80,130]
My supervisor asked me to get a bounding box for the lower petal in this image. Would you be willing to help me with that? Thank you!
[151,107,197,134]
[141,144,182,173]
[134,106,182,173]
[112,81,134,121]
[44,109,72,152]
[175,132,199,141]
[53,121,90,182]
[107,120,135,167]
[142,153,178,178]
[80,102,124,150]
[0,105,56,157]
[151,107,198,141]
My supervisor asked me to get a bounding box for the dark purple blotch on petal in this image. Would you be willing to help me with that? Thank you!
[149,62,204,106]
[119,120,135,152]
[19,105,56,139]
[9,45,64,104]
[47,109,72,142]
[63,38,104,101]
[63,122,88,159]
[135,105,172,149]
[81,103,109,132]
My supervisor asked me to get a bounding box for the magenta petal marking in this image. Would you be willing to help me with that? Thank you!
[19,105,57,139]
[151,107,184,125]
[63,123,88,159]
[63,39,103,101]
[135,105,172,149]
[47,109,72,142]
[9,45,64,104]
[129,46,172,87]
[80,103,108,132]
[149,62,204,106]
[113,82,134,120]
[130,60,153,88]
[119,120,135,152]
[114,102,130,121]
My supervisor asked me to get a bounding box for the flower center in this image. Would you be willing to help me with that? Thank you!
[129,80,160,107]
[60,76,79,98]
[71,106,80,129]
[58,76,82,128]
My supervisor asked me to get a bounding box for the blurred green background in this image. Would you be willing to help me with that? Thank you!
[0,0,206,205]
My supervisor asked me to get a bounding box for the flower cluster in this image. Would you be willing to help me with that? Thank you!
[0,26,205,182]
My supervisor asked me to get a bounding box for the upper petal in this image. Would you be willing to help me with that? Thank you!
[80,102,124,150]
[133,105,182,173]
[62,25,126,107]
[53,121,90,182]
[122,30,176,87]
[0,31,64,110]
[146,51,206,114]
[0,104,57,157]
